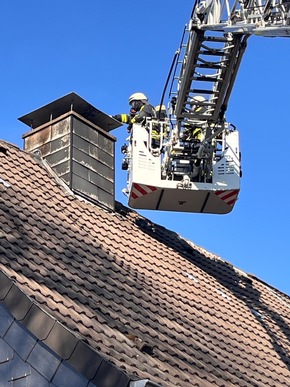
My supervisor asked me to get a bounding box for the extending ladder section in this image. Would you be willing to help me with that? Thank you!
[173,28,248,123]
[171,0,290,125]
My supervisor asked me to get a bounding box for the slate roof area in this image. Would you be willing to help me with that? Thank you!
[0,138,290,387]
[0,303,93,386]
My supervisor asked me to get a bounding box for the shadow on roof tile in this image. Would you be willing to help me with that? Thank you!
[133,214,290,372]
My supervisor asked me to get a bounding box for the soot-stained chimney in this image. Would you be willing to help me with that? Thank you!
[20,92,121,210]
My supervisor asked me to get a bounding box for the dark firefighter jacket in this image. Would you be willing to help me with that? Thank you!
[113,103,156,125]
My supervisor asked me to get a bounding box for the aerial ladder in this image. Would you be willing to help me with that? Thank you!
[122,0,290,214]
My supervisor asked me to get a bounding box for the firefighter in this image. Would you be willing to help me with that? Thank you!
[182,126,203,142]
[182,95,206,141]
[155,104,167,120]
[113,92,156,132]
[190,95,207,114]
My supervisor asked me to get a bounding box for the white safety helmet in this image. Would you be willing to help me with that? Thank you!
[128,92,148,105]
[191,95,205,103]
[191,95,206,112]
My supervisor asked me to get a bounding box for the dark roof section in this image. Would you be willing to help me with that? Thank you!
[0,303,104,386]
[18,92,122,131]
[0,139,290,386]
[0,270,129,387]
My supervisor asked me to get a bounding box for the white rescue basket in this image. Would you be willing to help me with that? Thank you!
[123,120,240,214]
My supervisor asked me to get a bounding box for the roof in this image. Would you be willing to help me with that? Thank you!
[0,139,290,386]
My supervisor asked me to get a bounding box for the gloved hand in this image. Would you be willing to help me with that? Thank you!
[112,114,122,122]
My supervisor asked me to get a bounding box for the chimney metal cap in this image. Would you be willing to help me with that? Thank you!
[18,92,122,132]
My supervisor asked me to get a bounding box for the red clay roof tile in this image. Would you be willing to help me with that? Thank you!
[0,139,290,386]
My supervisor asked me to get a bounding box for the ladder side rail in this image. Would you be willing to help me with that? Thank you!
[168,25,189,102]
[174,29,206,118]
[209,34,249,121]
[219,34,249,115]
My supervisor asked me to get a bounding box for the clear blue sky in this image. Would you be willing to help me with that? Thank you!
[1,1,289,295]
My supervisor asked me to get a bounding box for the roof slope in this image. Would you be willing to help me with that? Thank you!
[0,139,290,387]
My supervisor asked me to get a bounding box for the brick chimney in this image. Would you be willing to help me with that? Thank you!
[20,92,121,210]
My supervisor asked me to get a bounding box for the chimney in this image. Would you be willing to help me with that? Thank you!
[20,92,121,210]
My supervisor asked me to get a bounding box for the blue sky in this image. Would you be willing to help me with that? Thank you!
[1,1,289,295]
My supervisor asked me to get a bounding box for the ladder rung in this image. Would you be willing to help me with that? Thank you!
[200,43,224,51]
[198,50,229,56]
[180,112,215,120]
[197,63,224,69]
[203,36,230,43]
[197,58,228,66]
[198,57,227,64]
[185,102,216,108]
[191,89,219,95]
[192,76,222,82]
